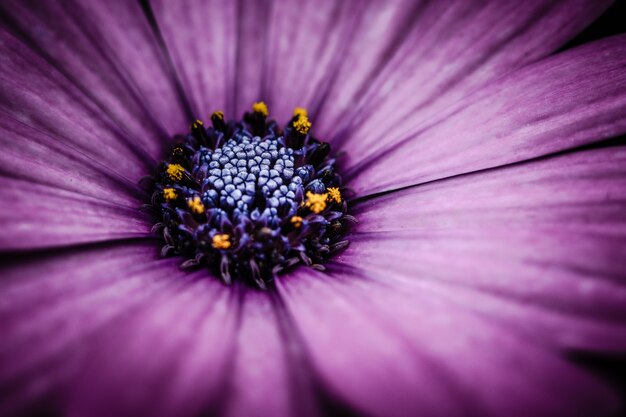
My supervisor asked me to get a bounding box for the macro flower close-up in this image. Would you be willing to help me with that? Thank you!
[2,0,626,416]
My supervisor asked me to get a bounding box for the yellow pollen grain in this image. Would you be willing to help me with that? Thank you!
[167,164,185,181]
[252,101,268,117]
[304,191,328,214]
[290,215,303,228]
[187,196,205,214]
[212,234,231,249]
[163,188,178,201]
[327,187,341,204]
[212,110,224,120]
[293,114,312,135]
[293,107,308,118]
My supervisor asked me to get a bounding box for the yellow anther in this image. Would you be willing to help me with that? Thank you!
[293,107,308,118]
[304,191,328,214]
[212,110,224,120]
[212,233,231,249]
[187,196,205,215]
[291,215,303,228]
[191,119,204,129]
[167,164,185,181]
[252,101,268,117]
[327,187,341,204]
[293,114,312,135]
[163,188,178,201]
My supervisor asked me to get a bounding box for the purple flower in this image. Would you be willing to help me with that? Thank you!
[1,1,626,416]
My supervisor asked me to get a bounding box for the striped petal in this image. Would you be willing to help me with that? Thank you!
[344,145,626,351]
[278,270,618,417]
[347,35,626,195]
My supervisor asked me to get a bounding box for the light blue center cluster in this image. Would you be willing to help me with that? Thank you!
[198,132,304,225]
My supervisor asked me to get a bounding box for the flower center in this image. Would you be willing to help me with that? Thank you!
[150,103,354,288]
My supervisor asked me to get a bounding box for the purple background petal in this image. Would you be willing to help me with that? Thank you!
[0,0,189,140]
[0,177,151,250]
[344,146,626,352]
[278,270,618,417]
[347,35,626,195]
[0,242,181,416]
[327,0,611,166]
[64,275,238,417]
[149,0,238,117]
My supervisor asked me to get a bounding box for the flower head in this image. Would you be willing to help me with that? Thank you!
[1,2,626,417]
[153,104,352,286]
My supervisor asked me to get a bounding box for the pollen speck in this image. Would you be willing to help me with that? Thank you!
[187,196,205,214]
[305,191,328,213]
[172,147,184,158]
[327,187,341,203]
[291,215,303,228]
[252,101,268,117]
[293,114,312,135]
[163,188,178,201]
[212,234,231,249]
[167,164,185,181]
[293,107,308,118]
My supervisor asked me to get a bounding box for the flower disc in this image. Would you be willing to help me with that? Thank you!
[151,104,354,288]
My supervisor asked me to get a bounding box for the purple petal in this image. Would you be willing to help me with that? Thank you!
[149,0,610,135]
[277,270,619,417]
[347,34,626,195]
[330,0,610,138]
[0,111,152,250]
[256,0,364,123]
[150,0,364,121]
[230,0,272,116]
[317,0,609,141]
[149,0,238,116]
[0,29,148,182]
[0,177,151,250]
[343,146,626,351]
[277,271,464,417]
[327,0,611,161]
[0,1,189,171]
[0,241,181,416]
[64,275,238,417]
[221,290,311,417]
[0,115,144,205]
